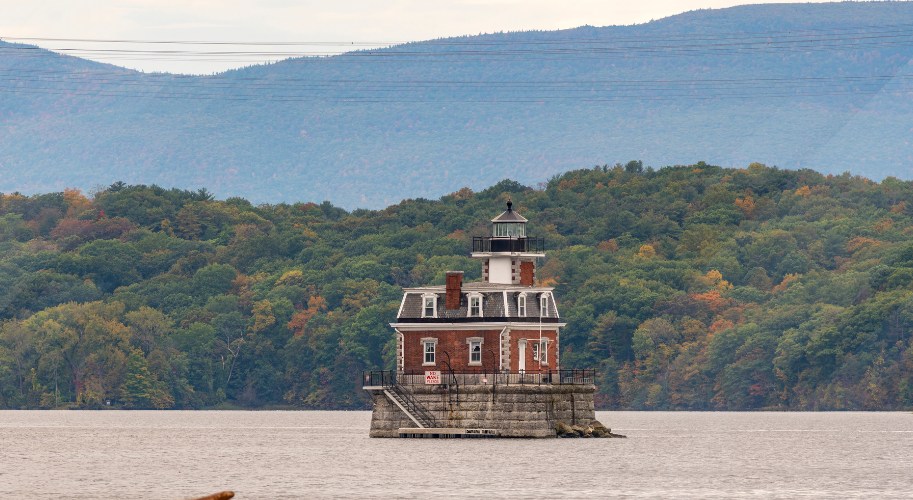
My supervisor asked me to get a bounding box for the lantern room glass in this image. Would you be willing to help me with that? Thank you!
[493,222,526,238]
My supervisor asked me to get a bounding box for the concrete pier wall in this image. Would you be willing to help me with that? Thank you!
[369,384,596,438]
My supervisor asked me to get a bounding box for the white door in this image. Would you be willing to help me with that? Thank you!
[518,340,526,373]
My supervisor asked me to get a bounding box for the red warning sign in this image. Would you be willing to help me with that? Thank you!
[424,370,441,385]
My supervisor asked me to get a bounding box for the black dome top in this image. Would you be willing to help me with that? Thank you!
[491,200,528,223]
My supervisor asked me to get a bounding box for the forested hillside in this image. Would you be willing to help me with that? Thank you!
[2,2,913,207]
[1,162,912,410]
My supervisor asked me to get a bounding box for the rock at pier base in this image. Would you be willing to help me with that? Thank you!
[555,419,626,438]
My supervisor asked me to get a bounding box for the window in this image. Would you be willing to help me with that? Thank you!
[422,339,437,365]
[469,340,482,365]
[468,293,483,317]
[517,294,527,317]
[540,294,549,317]
[532,340,548,363]
[422,294,436,318]
[493,222,526,238]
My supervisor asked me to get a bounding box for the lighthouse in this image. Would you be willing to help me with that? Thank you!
[475,199,541,286]
[364,200,598,438]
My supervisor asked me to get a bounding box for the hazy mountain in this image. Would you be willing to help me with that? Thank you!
[2,2,913,208]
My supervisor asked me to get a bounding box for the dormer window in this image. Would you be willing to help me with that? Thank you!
[422,294,437,318]
[540,293,550,318]
[517,293,527,317]
[468,293,483,317]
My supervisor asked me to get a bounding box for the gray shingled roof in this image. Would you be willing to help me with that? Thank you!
[398,288,558,320]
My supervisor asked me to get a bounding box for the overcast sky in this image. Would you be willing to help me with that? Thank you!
[2,1,841,74]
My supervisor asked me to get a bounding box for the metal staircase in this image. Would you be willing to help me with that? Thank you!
[383,382,438,429]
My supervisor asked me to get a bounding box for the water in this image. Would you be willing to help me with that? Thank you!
[1,411,911,499]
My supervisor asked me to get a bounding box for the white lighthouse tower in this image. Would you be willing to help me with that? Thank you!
[471,200,545,285]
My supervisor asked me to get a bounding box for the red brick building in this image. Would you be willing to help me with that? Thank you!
[391,201,563,374]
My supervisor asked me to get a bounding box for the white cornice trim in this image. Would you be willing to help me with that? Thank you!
[402,285,555,293]
[397,293,408,318]
[390,322,566,330]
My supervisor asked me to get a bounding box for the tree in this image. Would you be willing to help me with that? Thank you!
[121,348,174,409]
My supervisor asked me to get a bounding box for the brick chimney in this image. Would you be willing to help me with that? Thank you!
[445,271,463,310]
[519,261,535,286]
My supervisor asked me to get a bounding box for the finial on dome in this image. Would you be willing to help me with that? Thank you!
[507,198,513,212]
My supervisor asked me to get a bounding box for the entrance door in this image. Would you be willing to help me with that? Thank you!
[518,340,526,373]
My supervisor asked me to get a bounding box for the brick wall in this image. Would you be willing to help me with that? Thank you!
[509,329,558,372]
[402,328,558,373]
[403,329,502,372]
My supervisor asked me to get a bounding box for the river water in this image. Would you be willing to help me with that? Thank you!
[1,411,911,499]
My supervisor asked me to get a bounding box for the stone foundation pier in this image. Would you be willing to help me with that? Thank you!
[368,383,596,438]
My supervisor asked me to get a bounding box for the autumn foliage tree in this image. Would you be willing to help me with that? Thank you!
[1,166,913,411]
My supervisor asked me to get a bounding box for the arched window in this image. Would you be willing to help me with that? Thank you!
[467,293,483,317]
[421,293,437,318]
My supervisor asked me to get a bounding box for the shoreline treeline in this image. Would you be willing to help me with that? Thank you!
[1,162,912,410]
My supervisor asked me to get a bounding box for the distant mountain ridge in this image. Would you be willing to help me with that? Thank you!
[2,2,913,208]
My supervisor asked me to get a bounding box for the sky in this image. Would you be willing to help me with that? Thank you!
[1,0,842,74]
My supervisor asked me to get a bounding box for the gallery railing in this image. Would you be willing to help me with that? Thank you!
[472,236,545,254]
[362,369,595,388]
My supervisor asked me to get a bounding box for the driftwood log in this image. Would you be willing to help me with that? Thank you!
[192,492,234,500]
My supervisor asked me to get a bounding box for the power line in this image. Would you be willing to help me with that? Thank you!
[1,60,911,102]
[3,23,913,62]
[2,22,912,102]
[1,75,909,103]
[3,71,912,87]
[4,33,913,57]
[6,20,913,46]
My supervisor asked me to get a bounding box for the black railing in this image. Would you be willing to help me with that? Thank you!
[388,382,438,428]
[362,369,595,388]
[363,370,438,427]
[363,370,397,387]
[472,236,545,254]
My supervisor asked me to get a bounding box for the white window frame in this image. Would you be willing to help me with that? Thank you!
[467,337,483,366]
[493,222,526,238]
[467,293,483,318]
[421,293,437,318]
[531,341,540,361]
[540,340,548,364]
[540,293,550,318]
[517,293,527,317]
[422,338,437,366]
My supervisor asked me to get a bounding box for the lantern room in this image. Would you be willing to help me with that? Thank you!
[492,200,527,238]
